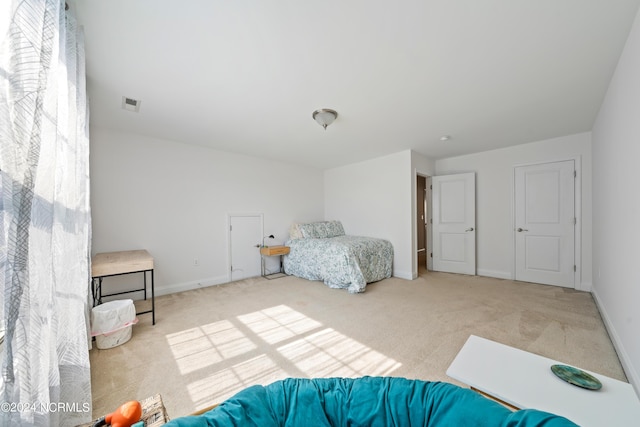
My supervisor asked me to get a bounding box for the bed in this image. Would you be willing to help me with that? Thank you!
[283,221,393,293]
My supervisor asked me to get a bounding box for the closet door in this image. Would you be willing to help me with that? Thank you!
[514,161,575,288]
[229,214,263,281]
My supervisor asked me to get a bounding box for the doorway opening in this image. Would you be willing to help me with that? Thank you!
[416,174,432,274]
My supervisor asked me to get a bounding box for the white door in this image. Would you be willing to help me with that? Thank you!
[432,173,476,275]
[229,214,263,281]
[514,161,574,288]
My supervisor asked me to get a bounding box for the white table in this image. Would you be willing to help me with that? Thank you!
[446,335,640,427]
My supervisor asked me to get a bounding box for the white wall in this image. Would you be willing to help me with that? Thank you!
[90,127,324,295]
[435,132,592,288]
[592,6,640,393]
[324,150,414,279]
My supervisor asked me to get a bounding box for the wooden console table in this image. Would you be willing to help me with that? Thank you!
[91,249,155,325]
[446,335,640,426]
[260,245,290,279]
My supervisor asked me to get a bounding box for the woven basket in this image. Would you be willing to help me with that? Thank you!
[76,393,169,427]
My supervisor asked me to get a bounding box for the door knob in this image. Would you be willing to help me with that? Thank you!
[465,227,474,232]
[517,228,529,232]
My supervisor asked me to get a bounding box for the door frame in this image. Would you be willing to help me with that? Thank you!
[511,157,582,290]
[227,212,264,282]
[414,173,434,273]
[416,174,429,271]
[426,176,433,272]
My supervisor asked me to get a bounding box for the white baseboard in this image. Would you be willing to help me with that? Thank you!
[577,280,592,292]
[155,275,230,297]
[393,270,414,280]
[592,288,640,395]
[475,269,593,292]
[477,269,512,280]
[160,270,416,295]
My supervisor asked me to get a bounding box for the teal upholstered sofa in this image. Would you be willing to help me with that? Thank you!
[165,377,578,426]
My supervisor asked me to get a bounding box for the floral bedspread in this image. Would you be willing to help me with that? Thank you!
[283,235,393,293]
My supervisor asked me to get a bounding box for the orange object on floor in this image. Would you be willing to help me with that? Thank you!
[105,401,142,427]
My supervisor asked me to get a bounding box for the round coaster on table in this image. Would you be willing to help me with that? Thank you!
[551,364,602,390]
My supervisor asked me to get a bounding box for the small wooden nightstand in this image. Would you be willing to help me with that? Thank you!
[260,245,290,279]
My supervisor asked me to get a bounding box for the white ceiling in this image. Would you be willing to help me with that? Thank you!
[73,0,640,170]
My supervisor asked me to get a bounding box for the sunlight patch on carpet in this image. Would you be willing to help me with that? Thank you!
[277,327,402,377]
[166,320,258,374]
[186,354,288,410]
[167,304,400,409]
[237,304,322,344]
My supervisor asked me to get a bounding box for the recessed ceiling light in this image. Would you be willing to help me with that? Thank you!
[122,96,141,112]
[439,135,451,141]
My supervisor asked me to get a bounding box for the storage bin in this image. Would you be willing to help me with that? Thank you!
[91,299,138,349]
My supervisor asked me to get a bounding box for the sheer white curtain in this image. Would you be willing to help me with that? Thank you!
[1,1,92,426]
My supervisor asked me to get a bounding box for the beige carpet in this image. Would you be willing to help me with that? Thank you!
[89,271,626,420]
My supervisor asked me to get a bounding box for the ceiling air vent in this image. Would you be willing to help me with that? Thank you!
[121,96,141,112]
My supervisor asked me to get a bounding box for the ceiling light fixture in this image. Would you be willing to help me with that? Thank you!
[312,109,338,130]
[439,135,451,141]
